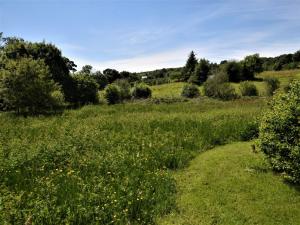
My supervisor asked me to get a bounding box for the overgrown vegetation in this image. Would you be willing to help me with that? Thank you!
[0,99,264,224]
[258,80,300,183]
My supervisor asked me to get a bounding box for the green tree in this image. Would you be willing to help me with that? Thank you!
[0,58,63,114]
[1,37,77,103]
[241,54,262,80]
[103,68,120,83]
[73,73,99,105]
[93,71,108,90]
[81,65,93,75]
[221,61,242,82]
[181,51,197,81]
[189,59,210,85]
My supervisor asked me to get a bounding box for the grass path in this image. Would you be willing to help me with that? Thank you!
[158,142,300,225]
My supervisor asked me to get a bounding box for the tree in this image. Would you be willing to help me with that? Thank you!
[73,73,99,105]
[1,38,77,103]
[222,61,242,82]
[189,59,210,85]
[241,54,262,80]
[103,68,120,83]
[181,51,197,81]
[81,65,93,75]
[0,58,63,114]
[293,50,300,62]
[93,71,108,90]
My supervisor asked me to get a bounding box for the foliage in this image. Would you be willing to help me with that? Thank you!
[188,59,210,85]
[0,99,265,224]
[264,77,280,96]
[241,54,263,80]
[103,68,121,83]
[181,51,197,81]
[181,84,200,98]
[104,84,122,104]
[258,80,300,183]
[0,58,63,114]
[93,71,108,90]
[240,81,258,96]
[131,83,152,99]
[114,79,131,100]
[0,37,77,103]
[73,73,99,105]
[203,73,238,100]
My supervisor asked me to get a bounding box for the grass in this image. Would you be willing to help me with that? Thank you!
[158,142,300,225]
[0,99,265,224]
[151,82,185,98]
[150,70,300,98]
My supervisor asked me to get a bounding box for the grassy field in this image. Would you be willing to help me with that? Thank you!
[158,142,300,225]
[0,99,265,224]
[150,70,300,97]
[1,70,299,224]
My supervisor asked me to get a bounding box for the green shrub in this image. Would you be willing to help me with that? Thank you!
[0,58,62,114]
[258,80,300,183]
[240,81,258,96]
[114,79,131,100]
[131,83,152,99]
[104,84,122,104]
[203,76,237,100]
[73,73,99,105]
[264,77,280,96]
[181,84,200,98]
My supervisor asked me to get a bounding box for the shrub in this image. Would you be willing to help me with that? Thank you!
[258,80,300,183]
[203,74,237,100]
[240,81,258,96]
[104,84,121,104]
[72,74,99,105]
[131,83,152,99]
[114,79,131,100]
[264,77,280,96]
[0,58,62,114]
[181,84,200,98]
[50,89,65,109]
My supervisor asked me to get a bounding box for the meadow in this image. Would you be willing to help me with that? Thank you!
[0,98,264,224]
[1,70,300,224]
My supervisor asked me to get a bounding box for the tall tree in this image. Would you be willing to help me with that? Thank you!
[241,54,262,80]
[181,51,197,81]
[189,59,210,85]
[81,65,93,75]
[1,37,77,102]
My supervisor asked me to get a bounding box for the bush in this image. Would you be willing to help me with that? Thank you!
[258,80,300,183]
[131,83,152,99]
[203,74,237,100]
[0,58,63,114]
[50,89,65,109]
[73,73,99,105]
[181,84,200,98]
[264,77,280,96]
[104,84,121,104]
[240,81,258,96]
[114,79,131,100]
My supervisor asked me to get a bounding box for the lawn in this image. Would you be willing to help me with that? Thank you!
[158,142,300,225]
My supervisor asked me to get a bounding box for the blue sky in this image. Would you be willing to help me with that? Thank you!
[1,0,300,72]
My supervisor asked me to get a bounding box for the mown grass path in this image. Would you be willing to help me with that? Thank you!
[158,142,300,225]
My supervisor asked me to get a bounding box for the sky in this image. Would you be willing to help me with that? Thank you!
[1,0,300,72]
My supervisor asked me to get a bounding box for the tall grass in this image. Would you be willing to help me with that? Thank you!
[0,98,265,224]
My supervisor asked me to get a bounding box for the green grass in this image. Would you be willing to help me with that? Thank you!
[0,99,265,224]
[150,70,300,98]
[158,142,300,225]
[151,82,186,98]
